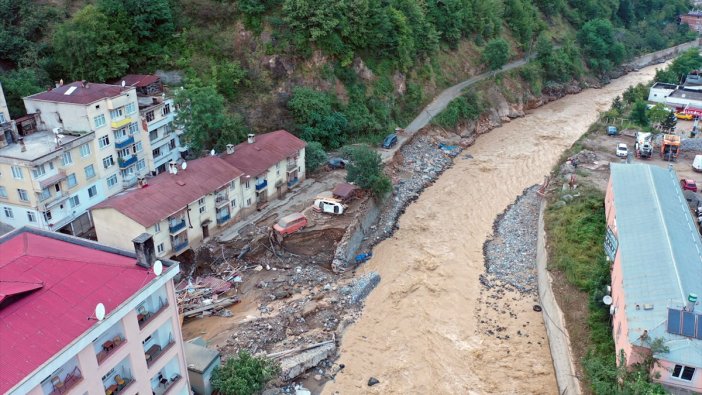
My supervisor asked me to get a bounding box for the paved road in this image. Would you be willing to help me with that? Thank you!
[380,54,535,162]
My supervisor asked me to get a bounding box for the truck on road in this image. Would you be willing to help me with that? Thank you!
[634,132,653,159]
[660,134,681,161]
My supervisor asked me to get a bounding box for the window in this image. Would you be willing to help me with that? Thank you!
[0,186,6,198]
[62,151,73,166]
[31,164,47,178]
[118,148,131,159]
[245,180,250,189]
[162,103,171,115]
[110,108,124,119]
[39,188,51,201]
[672,365,695,381]
[69,195,80,208]
[27,211,36,222]
[102,156,115,169]
[145,111,155,122]
[157,243,165,254]
[115,128,128,140]
[43,211,52,221]
[98,135,110,149]
[0,113,5,123]
[80,143,91,157]
[199,206,206,213]
[246,198,251,206]
[137,159,146,171]
[149,130,158,141]
[107,174,118,188]
[155,223,161,233]
[67,173,77,188]
[152,147,161,158]
[169,139,176,150]
[11,166,23,180]
[17,189,29,201]
[135,142,143,152]
[121,167,135,178]
[126,103,136,114]
[94,114,106,128]
[229,181,236,190]
[88,185,97,198]
[4,207,13,218]
[84,164,96,179]
[231,199,236,207]
[129,122,139,135]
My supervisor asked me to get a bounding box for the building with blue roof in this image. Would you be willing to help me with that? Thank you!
[605,163,702,394]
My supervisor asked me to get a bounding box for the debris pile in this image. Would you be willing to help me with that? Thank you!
[176,275,240,318]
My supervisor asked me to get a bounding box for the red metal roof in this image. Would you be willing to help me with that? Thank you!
[221,130,306,177]
[119,74,160,88]
[0,231,157,393]
[92,156,243,227]
[333,183,358,199]
[25,81,129,105]
[0,281,43,303]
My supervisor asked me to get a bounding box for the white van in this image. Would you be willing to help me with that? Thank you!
[693,155,702,172]
[313,198,346,215]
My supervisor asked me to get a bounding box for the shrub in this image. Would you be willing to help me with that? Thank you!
[343,145,392,197]
[304,141,328,172]
[210,351,279,395]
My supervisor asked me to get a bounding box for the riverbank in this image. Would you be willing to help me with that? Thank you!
[323,61,669,394]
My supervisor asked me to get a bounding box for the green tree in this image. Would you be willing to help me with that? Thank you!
[433,92,483,128]
[483,38,510,70]
[288,87,348,149]
[304,141,328,171]
[211,61,248,100]
[0,68,48,118]
[655,48,702,84]
[211,351,279,395]
[648,104,670,127]
[344,145,392,196]
[630,101,649,127]
[0,0,61,68]
[174,83,248,155]
[577,18,625,74]
[52,5,129,81]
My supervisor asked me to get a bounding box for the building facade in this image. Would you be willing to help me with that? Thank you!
[648,82,679,104]
[605,164,702,394]
[119,75,185,175]
[680,12,702,34]
[0,227,191,395]
[91,156,243,257]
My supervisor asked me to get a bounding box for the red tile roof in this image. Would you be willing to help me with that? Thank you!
[25,81,129,105]
[92,156,243,227]
[222,130,306,177]
[119,74,160,88]
[0,230,159,393]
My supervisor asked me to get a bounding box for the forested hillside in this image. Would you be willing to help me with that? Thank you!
[0,0,695,155]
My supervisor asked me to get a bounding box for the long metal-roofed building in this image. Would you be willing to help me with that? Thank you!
[605,163,702,394]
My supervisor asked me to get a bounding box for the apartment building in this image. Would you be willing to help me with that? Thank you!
[605,164,702,394]
[0,227,190,395]
[91,156,243,257]
[119,75,185,174]
[0,82,13,147]
[221,130,306,217]
[0,127,98,235]
[24,81,154,191]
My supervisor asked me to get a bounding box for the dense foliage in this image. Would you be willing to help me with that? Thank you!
[304,141,328,171]
[343,145,392,196]
[654,48,702,84]
[433,92,484,128]
[210,351,280,395]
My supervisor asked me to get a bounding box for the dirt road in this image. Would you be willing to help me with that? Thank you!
[324,63,668,394]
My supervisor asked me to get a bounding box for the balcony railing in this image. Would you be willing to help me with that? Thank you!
[145,340,175,368]
[172,239,188,253]
[215,193,229,207]
[168,219,186,234]
[48,367,83,395]
[111,117,133,130]
[118,155,137,169]
[255,180,267,191]
[287,178,299,188]
[137,301,169,330]
[104,375,134,395]
[153,373,182,395]
[216,214,231,225]
[114,135,135,149]
[123,176,137,189]
[96,336,126,365]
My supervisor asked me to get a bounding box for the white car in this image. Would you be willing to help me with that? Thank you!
[616,143,628,158]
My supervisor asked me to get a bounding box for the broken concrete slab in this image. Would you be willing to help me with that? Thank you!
[279,343,336,381]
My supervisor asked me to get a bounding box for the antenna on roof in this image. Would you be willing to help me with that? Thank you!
[181,162,187,171]
[88,303,106,321]
[210,149,216,156]
[153,260,163,276]
[602,295,613,306]
[121,80,126,88]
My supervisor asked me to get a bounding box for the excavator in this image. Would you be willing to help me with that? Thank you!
[660,134,681,161]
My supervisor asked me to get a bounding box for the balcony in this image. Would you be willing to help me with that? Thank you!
[215,192,229,207]
[111,117,133,130]
[172,239,189,253]
[168,219,186,234]
[114,135,135,149]
[145,339,175,368]
[255,180,268,191]
[137,302,169,330]
[287,177,299,188]
[118,155,137,169]
[287,159,298,172]
[47,367,83,395]
[216,213,231,225]
[123,176,137,189]
[96,335,126,365]
[104,375,134,395]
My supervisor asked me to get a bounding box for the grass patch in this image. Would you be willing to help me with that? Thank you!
[432,91,484,129]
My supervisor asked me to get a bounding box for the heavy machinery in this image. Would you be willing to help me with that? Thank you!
[660,134,681,161]
[634,132,653,159]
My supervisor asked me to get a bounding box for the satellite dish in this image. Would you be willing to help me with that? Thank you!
[603,295,613,306]
[181,162,187,170]
[153,260,163,276]
[210,149,216,156]
[121,80,126,88]
[95,303,106,321]
[173,168,178,175]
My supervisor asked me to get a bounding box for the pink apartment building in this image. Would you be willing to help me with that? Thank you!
[605,164,702,394]
[0,227,191,395]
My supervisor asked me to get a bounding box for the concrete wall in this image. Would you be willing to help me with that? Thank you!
[92,208,147,251]
[332,198,382,271]
[652,359,702,393]
[0,82,10,123]
[625,39,702,69]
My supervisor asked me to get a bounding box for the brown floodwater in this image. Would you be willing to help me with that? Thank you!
[324,63,667,394]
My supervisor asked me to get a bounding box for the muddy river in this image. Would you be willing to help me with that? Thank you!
[324,63,667,394]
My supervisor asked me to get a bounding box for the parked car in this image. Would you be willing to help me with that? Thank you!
[273,213,308,236]
[382,133,398,149]
[616,143,628,158]
[606,126,618,136]
[680,179,698,192]
[675,112,694,120]
[692,155,702,173]
[328,157,348,169]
